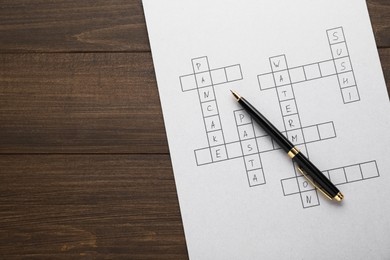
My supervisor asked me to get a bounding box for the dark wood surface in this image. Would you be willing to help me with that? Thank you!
[0,0,388,259]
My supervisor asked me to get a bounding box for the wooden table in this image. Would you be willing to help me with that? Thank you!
[0,1,388,259]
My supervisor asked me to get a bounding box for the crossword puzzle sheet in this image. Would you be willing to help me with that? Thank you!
[143,0,390,259]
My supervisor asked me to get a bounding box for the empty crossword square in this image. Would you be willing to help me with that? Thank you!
[334,57,352,73]
[225,65,242,81]
[360,161,379,179]
[270,55,287,72]
[204,115,221,132]
[199,86,215,102]
[248,169,265,186]
[342,87,360,103]
[331,42,349,59]
[210,68,227,85]
[304,63,321,80]
[319,60,336,76]
[180,74,197,91]
[276,84,294,101]
[273,70,291,86]
[195,148,212,165]
[258,73,276,90]
[281,178,299,196]
[318,122,336,140]
[256,136,274,152]
[226,142,243,159]
[289,66,306,83]
[344,165,363,182]
[328,168,347,185]
[192,56,209,73]
[338,71,356,89]
[303,125,320,143]
[327,27,345,44]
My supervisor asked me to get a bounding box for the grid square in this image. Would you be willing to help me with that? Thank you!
[304,63,321,80]
[281,178,299,196]
[338,71,356,89]
[331,42,349,59]
[344,165,363,182]
[241,138,258,155]
[361,161,379,179]
[210,68,227,85]
[301,190,320,208]
[318,122,336,140]
[283,114,301,131]
[180,74,197,91]
[210,145,228,162]
[270,55,288,72]
[280,99,297,116]
[334,57,352,73]
[202,100,218,117]
[273,70,291,86]
[195,71,212,88]
[297,175,315,192]
[207,130,225,147]
[204,115,221,132]
[342,87,360,103]
[258,73,276,90]
[276,84,294,101]
[226,142,243,159]
[192,57,209,73]
[195,148,212,165]
[234,110,252,126]
[256,136,274,152]
[199,86,215,103]
[244,154,262,171]
[327,27,345,44]
[248,169,265,186]
[319,60,336,77]
[225,65,242,81]
[328,168,347,185]
[238,124,255,140]
[287,129,304,145]
[303,125,320,143]
[289,66,306,83]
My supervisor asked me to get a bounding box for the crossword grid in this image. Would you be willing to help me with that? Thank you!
[180,27,379,208]
[258,27,360,104]
[281,161,379,208]
[180,56,243,164]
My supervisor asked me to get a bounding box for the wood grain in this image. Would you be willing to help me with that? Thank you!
[1,51,389,154]
[0,154,187,259]
[0,0,388,259]
[0,0,389,52]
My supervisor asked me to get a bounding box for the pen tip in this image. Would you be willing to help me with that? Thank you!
[230,90,241,101]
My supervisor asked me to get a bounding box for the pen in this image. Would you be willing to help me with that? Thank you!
[231,90,344,202]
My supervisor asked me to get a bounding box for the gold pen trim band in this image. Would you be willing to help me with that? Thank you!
[287,147,300,159]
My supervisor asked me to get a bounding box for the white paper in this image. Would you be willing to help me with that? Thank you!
[142,1,390,259]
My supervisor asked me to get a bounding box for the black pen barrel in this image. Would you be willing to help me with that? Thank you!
[239,97,294,152]
[293,153,340,197]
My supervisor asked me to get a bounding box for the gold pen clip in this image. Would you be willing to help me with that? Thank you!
[296,167,333,201]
